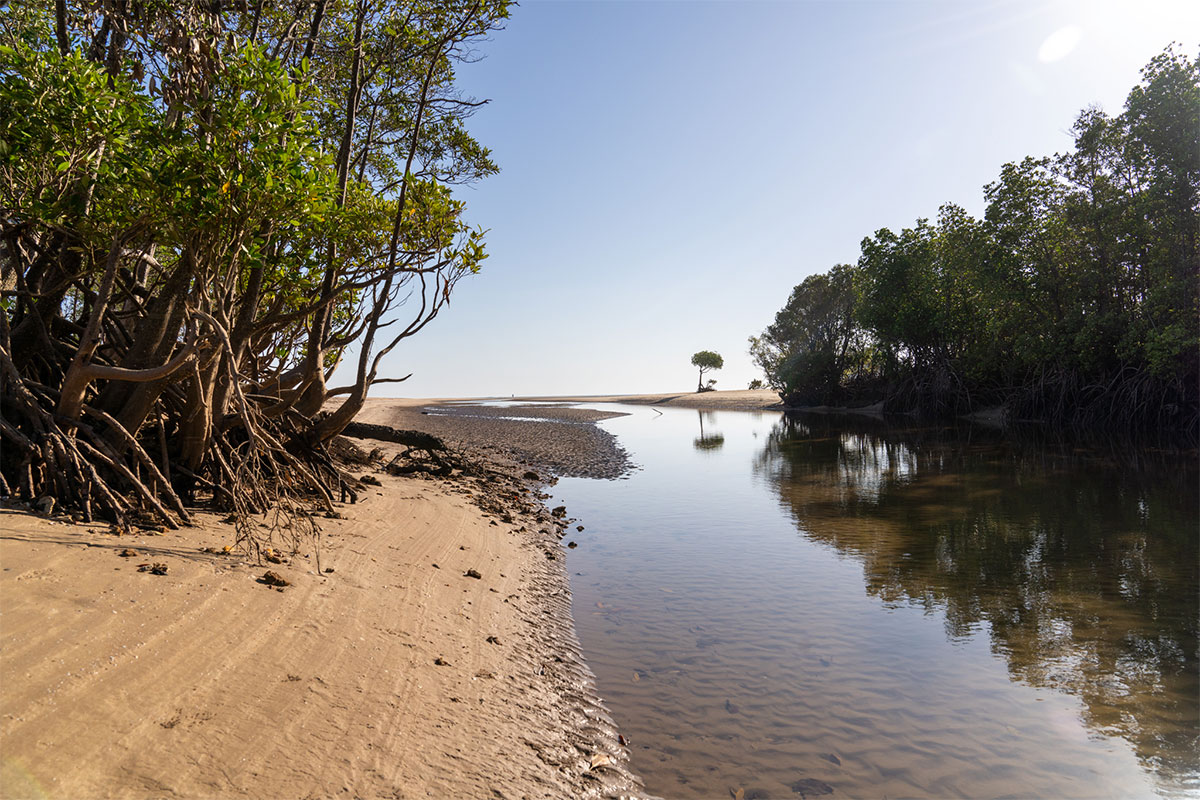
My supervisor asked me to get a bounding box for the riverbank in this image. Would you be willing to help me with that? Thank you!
[0,401,649,799]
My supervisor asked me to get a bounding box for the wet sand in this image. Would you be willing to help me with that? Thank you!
[0,400,651,799]
[353,398,634,479]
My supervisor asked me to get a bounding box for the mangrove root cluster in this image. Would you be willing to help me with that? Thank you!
[1,0,510,552]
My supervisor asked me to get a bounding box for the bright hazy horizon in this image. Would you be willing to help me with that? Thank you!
[340,0,1200,399]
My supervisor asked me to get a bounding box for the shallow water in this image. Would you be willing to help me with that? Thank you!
[548,406,1198,799]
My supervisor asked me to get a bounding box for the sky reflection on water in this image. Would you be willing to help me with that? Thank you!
[548,405,1197,799]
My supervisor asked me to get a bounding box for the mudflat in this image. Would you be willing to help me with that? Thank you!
[0,401,648,799]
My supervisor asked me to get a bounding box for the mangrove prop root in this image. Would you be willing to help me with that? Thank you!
[1,340,360,565]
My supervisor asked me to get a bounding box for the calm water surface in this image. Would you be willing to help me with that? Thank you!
[546,405,1197,799]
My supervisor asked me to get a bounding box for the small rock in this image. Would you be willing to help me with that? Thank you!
[567,541,577,549]
[323,567,335,573]
[576,525,585,532]
[434,657,450,666]
[464,569,482,579]
[522,471,540,481]
[258,570,290,587]
[138,562,168,575]
[486,635,500,644]
[118,549,139,558]
[551,506,566,518]
[361,474,382,486]
[789,778,833,798]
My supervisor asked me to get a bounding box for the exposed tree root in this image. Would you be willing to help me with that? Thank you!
[1,326,355,565]
[338,421,460,478]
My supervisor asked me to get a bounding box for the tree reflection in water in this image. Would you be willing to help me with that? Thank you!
[755,413,1198,793]
[694,410,725,452]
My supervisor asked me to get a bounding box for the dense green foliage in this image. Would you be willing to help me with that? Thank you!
[753,48,1198,436]
[1,1,507,536]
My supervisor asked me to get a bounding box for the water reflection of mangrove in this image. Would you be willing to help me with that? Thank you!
[755,414,1199,794]
[693,410,725,452]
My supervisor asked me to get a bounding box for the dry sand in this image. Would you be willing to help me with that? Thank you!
[0,408,650,799]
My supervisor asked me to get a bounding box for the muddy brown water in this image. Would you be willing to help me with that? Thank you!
[541,405,1197,799]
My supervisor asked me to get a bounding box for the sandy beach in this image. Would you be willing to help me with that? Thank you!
[509,389,783,411]
[0,400,651,799]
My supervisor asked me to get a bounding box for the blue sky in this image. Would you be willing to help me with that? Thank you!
[359,0,1199,398]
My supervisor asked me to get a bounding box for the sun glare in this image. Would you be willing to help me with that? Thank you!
[1038,25,1083,62]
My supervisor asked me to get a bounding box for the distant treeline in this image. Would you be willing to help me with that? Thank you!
[751,47,1198,440]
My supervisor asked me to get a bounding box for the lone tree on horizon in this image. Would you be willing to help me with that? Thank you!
[691,351,724,392]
